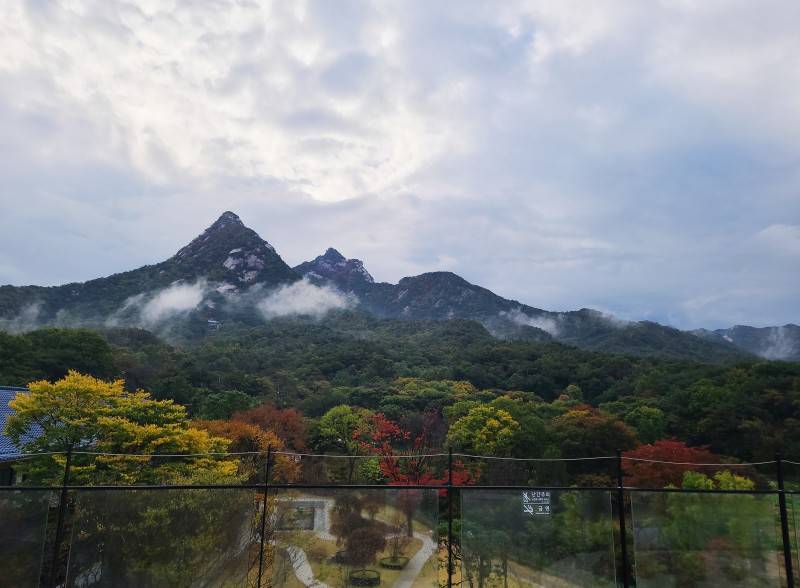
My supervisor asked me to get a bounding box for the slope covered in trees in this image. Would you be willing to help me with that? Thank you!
[2,317,799,466]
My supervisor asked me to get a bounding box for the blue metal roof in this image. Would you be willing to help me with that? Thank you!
[0,387,41,462]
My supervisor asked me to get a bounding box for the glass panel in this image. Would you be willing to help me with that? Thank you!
[631,491,782,587]
[270,488,439,587]
[65,488,261,588]
[792,493,800,579]
[460,489,617,587]
[0,490,52,588]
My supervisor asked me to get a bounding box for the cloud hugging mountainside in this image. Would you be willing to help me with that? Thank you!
[0,212,797,362]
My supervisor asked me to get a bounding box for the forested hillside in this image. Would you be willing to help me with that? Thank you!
[2,316,799,467]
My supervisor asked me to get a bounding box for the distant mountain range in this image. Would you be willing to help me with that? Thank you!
[1,211,797,362]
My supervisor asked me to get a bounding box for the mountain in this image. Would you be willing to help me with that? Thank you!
[293,248,374,293]
[693,324,800,361]
[0,211,779,362]
[171,211,297,288]
[292,254,750,360]
[0,212,298,326]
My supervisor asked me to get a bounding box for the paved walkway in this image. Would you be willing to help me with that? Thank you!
[392,531,436,588]
[286,545,331,588]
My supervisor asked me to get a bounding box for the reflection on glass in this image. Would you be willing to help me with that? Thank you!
[631,491,782,587]
[65,489,260,587]
[270,488,439,587]
[790,494,800,583]
[460,490,616,587]
[0,490,52,588]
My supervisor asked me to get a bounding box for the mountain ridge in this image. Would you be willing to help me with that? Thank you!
[0,211,793,361]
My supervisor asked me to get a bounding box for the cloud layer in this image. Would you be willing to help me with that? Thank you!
[257,279,355,319]
[0,1,798,329]
[106,280,208,328]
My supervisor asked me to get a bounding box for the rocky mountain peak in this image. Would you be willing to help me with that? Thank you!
[212,210,243,227]
[170,212,297,287]
[294,248,374,290]
[322,248,346,263]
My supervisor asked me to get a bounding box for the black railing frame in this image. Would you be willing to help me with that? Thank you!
[256,445,273,588]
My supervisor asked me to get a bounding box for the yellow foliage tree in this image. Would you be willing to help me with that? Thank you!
[6,370,237,485]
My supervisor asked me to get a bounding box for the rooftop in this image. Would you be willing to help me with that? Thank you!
[0,386,37,460]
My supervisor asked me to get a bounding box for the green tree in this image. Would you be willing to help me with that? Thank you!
[312,404,372,482]
[625,406,667,444]
[195,389,256,420]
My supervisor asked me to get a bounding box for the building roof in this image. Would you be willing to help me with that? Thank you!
[0,387,41,462]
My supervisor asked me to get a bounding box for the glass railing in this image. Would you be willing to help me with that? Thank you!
[65,488,261,588]
[0,489,53,588]
[270,488,439,587]
[630,491,783,587]
[461,489,617,587]
[4,452,800,587]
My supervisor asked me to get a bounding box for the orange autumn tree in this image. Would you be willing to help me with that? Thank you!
[232,403,308,451]
[192,419,299,483]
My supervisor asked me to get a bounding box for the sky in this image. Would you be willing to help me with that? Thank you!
[0,0,798,330]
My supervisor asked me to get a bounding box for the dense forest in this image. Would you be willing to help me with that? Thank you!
[2,312,800,470]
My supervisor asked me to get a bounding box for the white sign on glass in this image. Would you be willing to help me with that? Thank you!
[522,490,551,516]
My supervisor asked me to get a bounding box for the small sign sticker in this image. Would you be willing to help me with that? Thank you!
[522,490,551,516]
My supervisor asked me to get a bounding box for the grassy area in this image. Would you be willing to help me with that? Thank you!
[372,503,432,536]
[413,550,441,587]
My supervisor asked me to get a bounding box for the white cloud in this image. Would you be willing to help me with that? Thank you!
[0,0,798,330]
[500,308,560,336]
[761,326,798,360]
[257,278,355,319]
[107,281,208,327]
[755,224,800,256]
[0,302,42,332]
[141,281,207,324]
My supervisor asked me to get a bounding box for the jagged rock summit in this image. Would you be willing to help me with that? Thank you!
[294,247,375,292]
[171,211,297,289]
[0,211,299,325]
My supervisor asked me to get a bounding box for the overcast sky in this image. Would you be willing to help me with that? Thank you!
[1,1,798,329]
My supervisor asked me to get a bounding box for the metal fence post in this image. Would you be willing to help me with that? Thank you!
[777,453,795,588]
[615,449,631,588]
[447,448,454,588]
[49,447,73,588]
[256,446,273,588]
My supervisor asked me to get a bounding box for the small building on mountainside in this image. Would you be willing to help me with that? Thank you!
[0,386,40,486]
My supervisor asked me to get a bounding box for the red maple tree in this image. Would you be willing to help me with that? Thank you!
[623,439,721,488]
[355,411,477,535]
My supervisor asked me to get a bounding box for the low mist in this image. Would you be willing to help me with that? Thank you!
[107,280,208,328]
[257,278,355,319]
[501,308,560,337]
